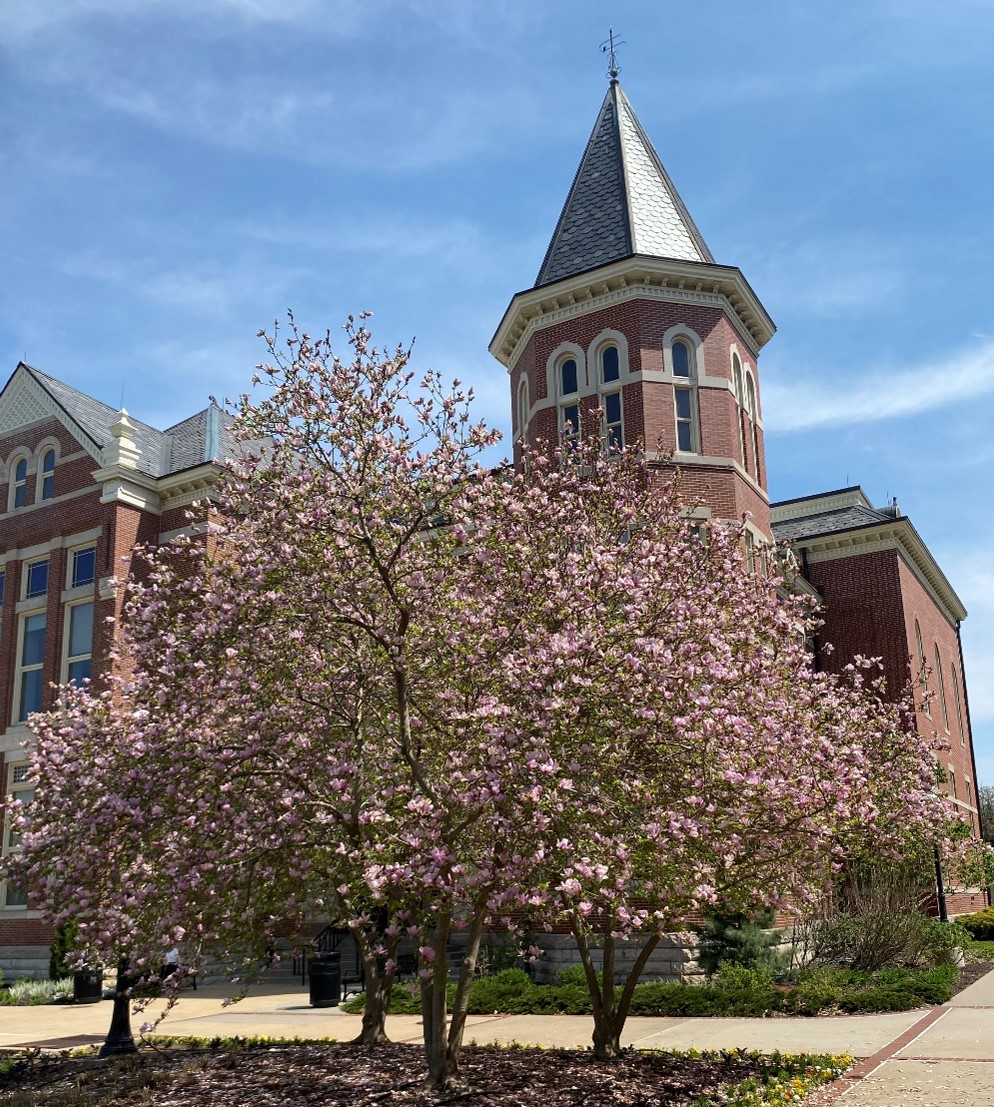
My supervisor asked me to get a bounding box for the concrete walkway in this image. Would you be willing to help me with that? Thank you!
[1,968,993,1105]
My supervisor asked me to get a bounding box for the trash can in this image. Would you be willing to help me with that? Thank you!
[308,951,342,1008]
[73,966,104,1004]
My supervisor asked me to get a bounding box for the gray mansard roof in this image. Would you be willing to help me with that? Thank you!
[20,364,240,478]
[535,80,714,288]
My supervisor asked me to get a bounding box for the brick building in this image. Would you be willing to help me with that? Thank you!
[0,363,239,977]
[0,76,982,976]
[490,79,981,861]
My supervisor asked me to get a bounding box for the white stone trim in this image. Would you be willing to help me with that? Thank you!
[798,522,966,626]
[587,328,631,385]
[493,255,775,370]
[770,488,871,524]
[0,484,101,523]
[661,323,704,380]
[0,368,105,467]
[643,451,770,500]
[545,342,588,400]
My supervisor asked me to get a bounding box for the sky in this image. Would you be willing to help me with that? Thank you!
[2,1,993,777]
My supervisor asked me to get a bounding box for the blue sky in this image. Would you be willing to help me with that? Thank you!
[3,1,994,779]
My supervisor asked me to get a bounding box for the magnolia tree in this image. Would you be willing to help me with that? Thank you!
[6,315,960,1088]
[459,444,958,1058]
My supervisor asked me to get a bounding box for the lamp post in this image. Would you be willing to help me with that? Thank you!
[933,846,949,924]
[99,957,137,1057]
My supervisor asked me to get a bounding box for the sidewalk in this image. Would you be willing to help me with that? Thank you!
[1,967,993,1104]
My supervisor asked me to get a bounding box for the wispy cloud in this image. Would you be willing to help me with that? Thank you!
[763,338,994,432]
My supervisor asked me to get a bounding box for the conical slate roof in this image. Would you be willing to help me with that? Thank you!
[535,81,714,287]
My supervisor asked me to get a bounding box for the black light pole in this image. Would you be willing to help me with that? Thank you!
[99,957,137,1057]
[933,846,949,924]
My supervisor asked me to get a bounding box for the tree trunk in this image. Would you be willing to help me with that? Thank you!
[572,918,662,1060]
[354,973,391,1045]
[350,926,395,1046]
[445,904,487,1078]
[421,911,455,1091]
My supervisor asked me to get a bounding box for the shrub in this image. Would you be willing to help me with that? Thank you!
[921,919,970,964]
[0,978,73,1005]
[958,908,994,942]
[49,921,78,982]
[695,909,785,979]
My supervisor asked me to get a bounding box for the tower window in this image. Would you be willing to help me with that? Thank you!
[560,358,578,397]
[672,340,692,378]
[675,388,695,451]
[732,353,746,467]
[598,345,623,450]
[39,449,55,501]
[516,378,529,442]
[558,357,580,445]
[745,373,760,481]
[603,391,623,450]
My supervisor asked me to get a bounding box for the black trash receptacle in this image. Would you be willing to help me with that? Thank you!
[308,952,342,1008]
[73,966,104,1004]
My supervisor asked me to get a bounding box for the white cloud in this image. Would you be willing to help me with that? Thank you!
[763,338,994,432]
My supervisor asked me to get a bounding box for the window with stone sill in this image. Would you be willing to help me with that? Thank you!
[935,644,949,732]
[24,559,48,600]
[65,600,94,687]
[952,665,966,746]
[25,560,48,600]
[915,620,930,718]
[70,545,96,589]
[2,764,32,908]
[16,611,46,723]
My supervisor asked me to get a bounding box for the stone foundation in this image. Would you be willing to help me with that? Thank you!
[528,933,702,985]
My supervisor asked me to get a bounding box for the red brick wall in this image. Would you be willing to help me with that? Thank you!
[510,296,771,537]
[806,546,979,834]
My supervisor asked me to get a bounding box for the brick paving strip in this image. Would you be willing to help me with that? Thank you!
[805,1009,951,1102]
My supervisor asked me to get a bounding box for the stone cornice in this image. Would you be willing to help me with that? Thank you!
[770,487,872,524]
[91,461,224,515]
[490,256,776,369]
[792,518,967,626]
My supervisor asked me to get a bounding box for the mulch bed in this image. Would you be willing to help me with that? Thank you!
[0,1043,818,1106]
[948,959,994,995]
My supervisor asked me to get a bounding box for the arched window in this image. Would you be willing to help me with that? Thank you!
[39,448,55,501]
[558,357,580,446]
[915,620,930,717]
[10,457,27,511]
[732,353,746,467]
[516,378,529,443]
[745,373,760,481]
[672,339,693,378]
[952,665,966,745]
[673,341,698,453]
[934,645,949,732]
[599,345,623,449]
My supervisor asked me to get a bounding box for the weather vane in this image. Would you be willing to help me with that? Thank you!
[600,27,625,83]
